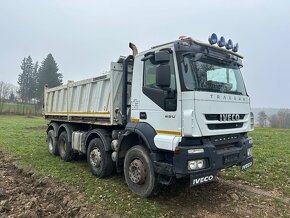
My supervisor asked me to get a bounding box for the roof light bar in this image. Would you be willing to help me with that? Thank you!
[208,33,239,53]
[178,33,240,53]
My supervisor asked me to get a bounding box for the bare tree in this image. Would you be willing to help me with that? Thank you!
[277,109,290,128]
[269,109,290,128]
[269,114,279,128]
[257,111,268,127]
[0,81,11,113]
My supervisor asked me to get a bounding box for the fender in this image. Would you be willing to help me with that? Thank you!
[58,123,75,143]
[116,122,158,173]
[120,122,158,151]
[84,129,112,152]
[47,122,60,138]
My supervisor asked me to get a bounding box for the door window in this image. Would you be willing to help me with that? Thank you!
[142,53,177,111]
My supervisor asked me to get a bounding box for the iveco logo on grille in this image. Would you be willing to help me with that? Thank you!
[219,114,240,121]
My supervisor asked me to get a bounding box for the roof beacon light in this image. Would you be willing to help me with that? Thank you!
[208,33,218,45]
[233,43,239,52]
[218,36,226,47]
[226,39,233,50]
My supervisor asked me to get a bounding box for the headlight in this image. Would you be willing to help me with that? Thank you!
[247,148,252,157]
[188,159,205,170]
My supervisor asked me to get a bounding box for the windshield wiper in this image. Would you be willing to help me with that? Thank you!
[194,87,222,93]
[223,90,243,95]
[194,88,244,96]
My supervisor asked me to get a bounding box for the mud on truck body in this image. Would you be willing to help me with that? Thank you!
[44,34,254,197]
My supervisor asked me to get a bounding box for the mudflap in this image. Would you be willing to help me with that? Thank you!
[240,157,253,171]
[190,171,217,187]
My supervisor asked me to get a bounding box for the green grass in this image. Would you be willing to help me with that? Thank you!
[0,116,289,216]
[0,115,165,217]
[223,128,290,195]
[0,102,40,115]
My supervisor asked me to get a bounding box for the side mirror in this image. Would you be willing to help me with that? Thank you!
[155,51,170,64]
[156,65,171,88]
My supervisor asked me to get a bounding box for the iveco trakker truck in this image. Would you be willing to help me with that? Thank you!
[44,34,254,197]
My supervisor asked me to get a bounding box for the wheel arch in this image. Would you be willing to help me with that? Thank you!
[47,122,60,138]
[119,122,157,151]
[116,122,157,171]
[84,129,112,154]
[57,123,76,143]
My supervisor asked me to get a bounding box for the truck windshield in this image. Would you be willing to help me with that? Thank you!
[178,53,247,95]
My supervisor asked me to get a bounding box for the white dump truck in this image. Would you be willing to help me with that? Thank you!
[44,34,254,197]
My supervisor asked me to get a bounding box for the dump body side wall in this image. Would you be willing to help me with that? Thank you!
[44,62,127,125]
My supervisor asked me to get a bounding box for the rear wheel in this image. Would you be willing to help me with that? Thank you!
[87,138,113,178]
[58,131,74,162]
[124,145,160,197]
[47,129,58,155]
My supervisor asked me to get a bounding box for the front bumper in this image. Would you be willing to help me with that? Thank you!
[173,136,253,176]
[153,135,253,179]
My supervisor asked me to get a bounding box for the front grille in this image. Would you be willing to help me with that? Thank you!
[205,114,245,121]
[207,123,243,130]
[211,134,241,150]
[211,134,240,145]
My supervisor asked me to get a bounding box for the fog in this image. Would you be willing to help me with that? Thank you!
[0,0,289,108]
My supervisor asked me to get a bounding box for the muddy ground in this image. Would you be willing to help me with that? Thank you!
[0,151,289,217]
[0,152,116,218]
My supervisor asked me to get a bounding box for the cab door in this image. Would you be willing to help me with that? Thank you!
[133,49,182,151]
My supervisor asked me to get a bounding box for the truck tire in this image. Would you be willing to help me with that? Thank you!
[58,131,74,162]
[124,145,160,197]
[47,129,58,155]
[87,138,113,178]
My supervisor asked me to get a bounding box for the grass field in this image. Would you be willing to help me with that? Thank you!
[0,115,289,216]
[223,128,290,195]
[0,102,40,115]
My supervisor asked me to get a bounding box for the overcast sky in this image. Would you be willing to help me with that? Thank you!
[0,0,289,108]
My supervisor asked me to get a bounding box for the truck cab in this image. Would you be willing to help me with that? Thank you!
[122,35,254,195]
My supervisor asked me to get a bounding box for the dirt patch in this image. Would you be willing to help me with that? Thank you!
[0,150,289,218]
[154,177,290,217]
[220,179,290,204]
[0,151,117,218]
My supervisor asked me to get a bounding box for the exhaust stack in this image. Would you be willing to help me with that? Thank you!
[129,42,138,57]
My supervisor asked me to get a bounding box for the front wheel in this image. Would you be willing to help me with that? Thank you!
[87,138,113,178]
[124,145,160,197]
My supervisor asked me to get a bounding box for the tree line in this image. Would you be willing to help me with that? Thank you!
[17,54,63,104]
[0,53,63,115]
[257,109,290,129]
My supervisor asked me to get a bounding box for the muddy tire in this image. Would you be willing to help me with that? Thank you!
[58,131,74,162]
[124,145,160,197]
[87,138,113,178]
[47,130,58,156]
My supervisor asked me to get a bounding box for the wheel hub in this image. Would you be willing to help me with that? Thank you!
[128,159,146,184]
[90,148,102,167]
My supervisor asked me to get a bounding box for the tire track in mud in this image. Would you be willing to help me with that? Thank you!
[219,178,290,204]
[0,151,117,218]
